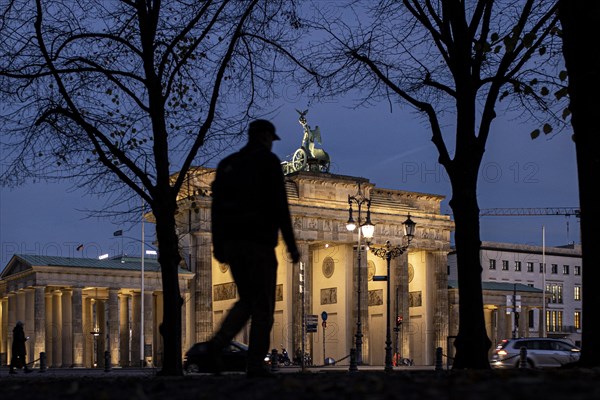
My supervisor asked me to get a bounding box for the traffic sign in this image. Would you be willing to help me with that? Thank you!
[306,314,318,323]
[306,314,318,333]
[506,295,522,313]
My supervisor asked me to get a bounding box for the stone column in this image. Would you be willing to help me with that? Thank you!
[61,289,73,367]
[498,306,510,339]
[520,306,529,338]
[25,289,35,364]
[14,290,28,365]
[1,297,8,365]
[96,299,106,368]
[183,232,196,349]
[71,287,84,367]
[349,241,369,363]
[484,307,494,346]
[154,292,164,367]
[489,309,499,350]
[429,251,449,352]
[131,292,141,366]
[119,293,130,367]
[194,232,213,342]
[182,290,190,355]
[292,241,311,358]
[390,253,406,363]
[0,299,3,360]
[45,291,53,367]
[305,243,314,356]
[16,290,26,326]
[143,291,154,365]
[83,295,93,367]
[7,292,16,364]
[446,300,458,361]
[539,308,545,336]
[107,289,120,368]
[51,290,63,367]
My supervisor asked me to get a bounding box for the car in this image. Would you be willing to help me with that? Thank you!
[183,340,249,373]
[490,337,580,369]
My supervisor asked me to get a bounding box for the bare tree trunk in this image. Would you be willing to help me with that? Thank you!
[558,0,600,367]
[448,163,492,369]
[154,200,183,375]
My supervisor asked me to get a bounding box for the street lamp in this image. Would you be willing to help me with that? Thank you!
[368,214,416,372]
[346,183,375,365]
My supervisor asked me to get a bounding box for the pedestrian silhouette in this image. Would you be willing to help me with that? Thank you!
[9,321,32,374]
[209,119,300,378]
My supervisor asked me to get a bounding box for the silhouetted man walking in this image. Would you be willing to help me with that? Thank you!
[9,321,31,374]
[210,119,300,378]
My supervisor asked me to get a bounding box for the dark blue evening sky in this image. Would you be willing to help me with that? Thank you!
[0,99,580,270]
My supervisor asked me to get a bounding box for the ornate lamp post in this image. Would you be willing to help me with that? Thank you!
[368,214,416,372]
[346,183,375,365]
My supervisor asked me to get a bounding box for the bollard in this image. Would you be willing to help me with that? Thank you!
[435,347,443,371]
[349,348,358,372]
[39,351,47,372]
[104,350,111,372]
[519,346,528,369]
[270,349,279,372]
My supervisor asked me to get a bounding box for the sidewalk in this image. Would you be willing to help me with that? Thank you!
[0,362,435,377]
[2,366,600,400]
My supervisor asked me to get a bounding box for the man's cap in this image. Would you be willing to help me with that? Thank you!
[248,119,280,141]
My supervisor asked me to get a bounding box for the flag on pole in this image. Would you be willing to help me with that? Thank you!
[113,230,123,237]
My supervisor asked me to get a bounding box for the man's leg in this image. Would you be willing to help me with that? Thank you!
[245,244,277,375]
[9,356,17,374]
[23,355,32,372]
[210,242,255,348]
[207,241,277,376]
[199,243,254,374]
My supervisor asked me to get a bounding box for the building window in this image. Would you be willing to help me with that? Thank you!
[514,261,522,271]
[551,264,558,274]
[539,263,545,273]
[574,265,581,276]
[528,310,535,328]
[547,283,563,304]
[526,262,534,272]
[502,260,509,271]
[546,310,563,333]
[574,285,581,301]
[489,259,496,270]
[557,284,563,304]
[563,265,569,275]
[574,311,581,330]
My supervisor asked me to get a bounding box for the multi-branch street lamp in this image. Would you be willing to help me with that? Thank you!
[346,184,374,365]
[368,215,416,372]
